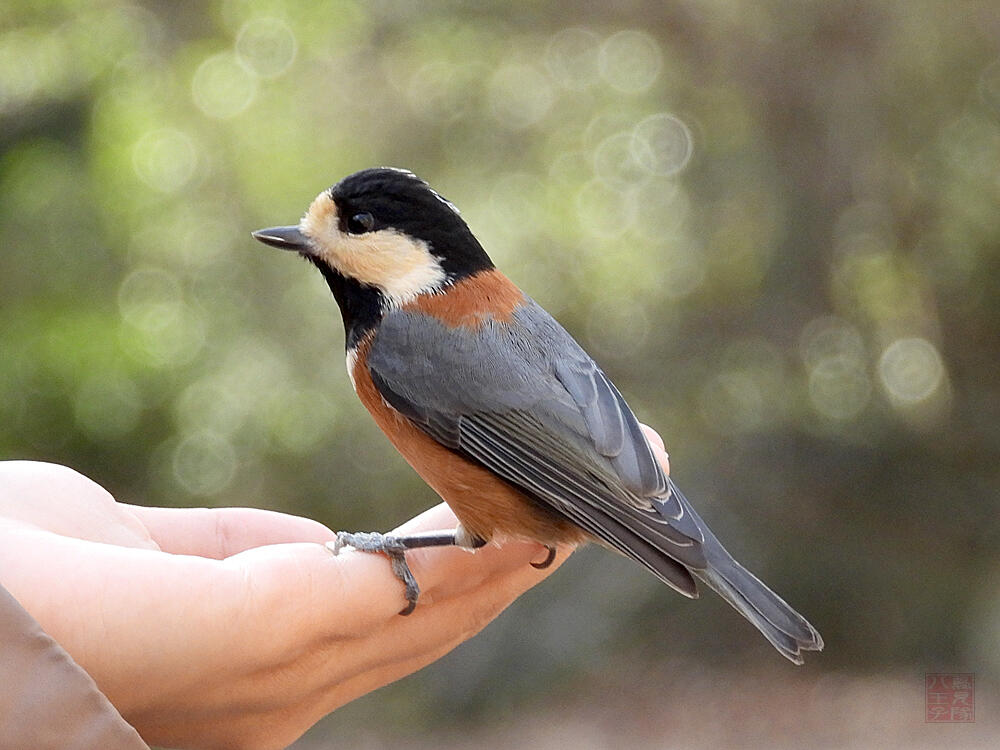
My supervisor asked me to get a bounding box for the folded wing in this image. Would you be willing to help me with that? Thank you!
[368,300,707,595]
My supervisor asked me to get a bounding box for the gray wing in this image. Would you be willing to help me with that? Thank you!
[367,299,707,594]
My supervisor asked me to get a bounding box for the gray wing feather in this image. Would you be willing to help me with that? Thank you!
[458,415,699,595]
[367,300,706,572]
[469,410,701,552]
[553,360,625,457]
[554,358,669,499]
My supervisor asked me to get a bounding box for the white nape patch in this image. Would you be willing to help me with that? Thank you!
[345,346,359,391]
[299,191,447,307]
[429,189,461,217]
[381,166,461,216]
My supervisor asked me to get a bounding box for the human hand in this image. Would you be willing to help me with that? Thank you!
[0,462,571,750]
[641,423,670,476]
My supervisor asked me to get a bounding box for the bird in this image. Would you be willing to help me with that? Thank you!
[252,167,823,664]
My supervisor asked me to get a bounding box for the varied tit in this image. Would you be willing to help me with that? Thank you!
[252,167,823,664]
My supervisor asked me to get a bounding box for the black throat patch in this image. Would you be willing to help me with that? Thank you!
[310,258,384,350]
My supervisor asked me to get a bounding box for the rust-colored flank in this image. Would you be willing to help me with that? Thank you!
[349,331,585,546]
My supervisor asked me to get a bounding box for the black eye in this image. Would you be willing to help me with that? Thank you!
[346,212,375,234]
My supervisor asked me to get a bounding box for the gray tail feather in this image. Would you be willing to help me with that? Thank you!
[682,500,824,664]
[695,557,824,665]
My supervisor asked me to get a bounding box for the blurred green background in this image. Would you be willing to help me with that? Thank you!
[2,0,999,747]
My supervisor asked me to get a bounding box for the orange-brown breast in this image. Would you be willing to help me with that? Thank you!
[401,268,525,328]
[350,324,585,546]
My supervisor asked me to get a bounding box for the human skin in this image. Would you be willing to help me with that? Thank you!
[0,427,668,750]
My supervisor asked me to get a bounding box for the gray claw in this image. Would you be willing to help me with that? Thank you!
[329,531,420,615]
[389,553,420,615]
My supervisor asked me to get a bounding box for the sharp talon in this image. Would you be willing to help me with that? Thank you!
[398,599,417,616]
[530,545,557,569]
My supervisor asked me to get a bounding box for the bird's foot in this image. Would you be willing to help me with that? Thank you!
[329,531,420,614]
[327,527,487,616]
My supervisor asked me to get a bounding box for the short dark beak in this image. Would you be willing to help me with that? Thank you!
[251,225,309,252]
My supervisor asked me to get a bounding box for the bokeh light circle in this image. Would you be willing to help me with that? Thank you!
[598,30,662,93]
[132,128,197,192]
[172,430,237,496]
[633,113,694,176]
[545,27,602,90]
[878,337,945,404]
[192,51,258,119]
[236,17,297,78]
[594,131,649,188]
[808,358,872,420]
[799,316,867,370]
[118,267,183,331]
[118,268,205,367]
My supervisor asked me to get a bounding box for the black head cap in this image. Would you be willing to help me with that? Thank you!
[329,167,493,280]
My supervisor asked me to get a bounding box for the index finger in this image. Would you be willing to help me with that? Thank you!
[126,505,335,558]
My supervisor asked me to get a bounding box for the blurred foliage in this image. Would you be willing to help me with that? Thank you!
[1,0,999,744]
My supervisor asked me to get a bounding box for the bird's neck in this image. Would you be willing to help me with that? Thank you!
[311,259,384,350]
